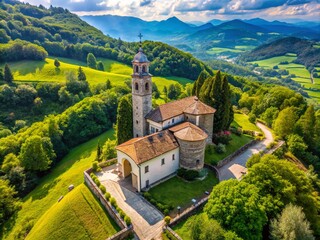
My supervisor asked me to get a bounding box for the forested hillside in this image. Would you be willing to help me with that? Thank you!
[0,0,211,79]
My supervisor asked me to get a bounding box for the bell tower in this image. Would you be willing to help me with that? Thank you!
[132,33,152,137]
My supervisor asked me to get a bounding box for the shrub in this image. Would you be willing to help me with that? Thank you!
[230,127,242,136]
[90,172,95,179]
[104,192,111,200]
[213,131,232,145]
[124,216,131,226]
[110,197,117,208]
[119,210,125,219]
[164,216,171,225]
[93,178,101,187]
[143,192,151,200]
[215,143,226,154]
[205,144,215,155]
[99,185,106,194]
[164,209,169,216]
[177,168,199,181]
[248,113,256,123]
[92,161,101,172]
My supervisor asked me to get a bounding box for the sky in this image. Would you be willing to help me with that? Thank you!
[20,0,320,22]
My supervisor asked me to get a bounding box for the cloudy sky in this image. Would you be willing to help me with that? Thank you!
[20,0,320,22]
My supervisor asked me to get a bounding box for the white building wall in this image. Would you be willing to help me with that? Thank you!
[116,150,141,191]
[139,148,180,190]
[162,115,185,129]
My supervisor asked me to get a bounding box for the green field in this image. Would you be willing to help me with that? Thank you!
[148,171,218,214]
[206,47,243,55]
[1,129,115,239]
[250,54,320,102]
[1,57,192,91]
[205,134,253,165]
[26,184,120,240]
[233,113,261,132]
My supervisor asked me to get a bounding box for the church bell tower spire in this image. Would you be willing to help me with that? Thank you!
[131,33,152,138]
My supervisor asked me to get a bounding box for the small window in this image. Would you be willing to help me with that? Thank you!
[135,82,139,90]
[145,82,149,91]
[145,165,149,173]
[136,134,138,137]
[142,66,146,72]
[172,118,175,123]
[161,158,165,165]
[196,160,200,165]
[172,154,175,160]
[146,180,149,188]
[136,120,139,124]
[151,126,155,134]
[156,129,159,132]
[135,66,139,73]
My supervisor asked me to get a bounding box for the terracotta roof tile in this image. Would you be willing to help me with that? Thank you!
[146,96,215,123]
[116,130,179,165]
[169,122,208,141]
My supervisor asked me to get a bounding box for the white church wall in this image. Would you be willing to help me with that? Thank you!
[147,120,163,134]
[139,148,180,190]
[162,114,185,129]
[116,150,141,191]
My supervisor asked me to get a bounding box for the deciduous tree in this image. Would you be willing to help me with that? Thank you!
[87,53,97,69]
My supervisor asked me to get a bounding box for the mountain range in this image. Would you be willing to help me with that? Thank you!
[81,15,320,57]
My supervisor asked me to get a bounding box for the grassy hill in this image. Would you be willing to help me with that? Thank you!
[249,54,320,102]
[1,57,193,91]
[1,129,115,239]
[26,184,119,240]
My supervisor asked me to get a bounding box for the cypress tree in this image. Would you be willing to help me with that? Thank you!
[97,61,104,71]
[199,76,215,106]
[211,71,224,133]
[87,53,97,69]
[220,75,233,130]
[192,70,209,97]
[116,94,133,145]
[4,64,13,84]
[106,79,112,89]
[77,67,86,81]
[54,58,60,68]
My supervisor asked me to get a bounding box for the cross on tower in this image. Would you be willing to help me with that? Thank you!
[138,33,143,47]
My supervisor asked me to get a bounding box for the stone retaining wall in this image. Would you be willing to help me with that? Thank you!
[216,140,258,168]
[84,167,133,240]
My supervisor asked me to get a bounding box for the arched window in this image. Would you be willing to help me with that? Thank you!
[135,66,139,73]
[145,82,149,91]
[135,82,139,91]
[142,65,146,73]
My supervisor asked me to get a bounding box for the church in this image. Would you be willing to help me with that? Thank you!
[115,40,216,192]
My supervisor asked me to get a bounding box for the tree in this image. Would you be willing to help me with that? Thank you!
[220,75,233,130]
[19,135,53,172]
[244,156,320,234]
[163,86,168,97]
[205,179,267,240]
[96,141,102,162]
[102,139,116,160]
[270,204,314,240]
[1,153,20,174]
[273,107,298,138]
[106,79,112,90]
[54,58,60,68]
[152,82,160,98]
[295,105,315,149]
[0,68,4,81]
[4,64,13,84]
[167,83,181,100]
[192,70,209,97]
[97,61,104,71]
[77,67,86,81]
[87,53,97,69]
[116,95,133,145]
[287,134,308,159]
[0,179,20,226]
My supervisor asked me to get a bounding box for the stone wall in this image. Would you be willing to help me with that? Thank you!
[84,169,133,240]
[216,140,258,168]
[177,138,206,170]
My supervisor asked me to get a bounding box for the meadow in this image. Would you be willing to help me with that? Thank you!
[1,57,193,91]
[250,54,320,102]
[1,129,115,239]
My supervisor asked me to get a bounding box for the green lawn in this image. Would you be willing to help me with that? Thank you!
[148,171,218,214]
[233,113,261,132]
[1,129,115,240]
[26,184,120,240]
[205,134,253,165]
[1,57,192,90]
[250,54,297,68]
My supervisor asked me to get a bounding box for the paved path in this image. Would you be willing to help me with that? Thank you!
[218,122,274,181]
[97,167,164,240]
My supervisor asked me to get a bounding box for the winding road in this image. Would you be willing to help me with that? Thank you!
[217,122,274,181]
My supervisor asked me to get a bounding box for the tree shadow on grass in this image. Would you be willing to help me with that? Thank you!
[28,178,60,202]
[15,60,47,75]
